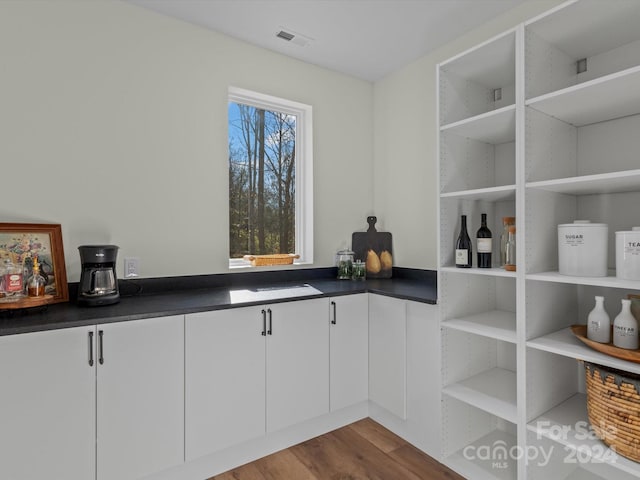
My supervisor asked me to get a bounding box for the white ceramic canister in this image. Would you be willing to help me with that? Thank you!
[616,227,640,280]
[558,220,608,277]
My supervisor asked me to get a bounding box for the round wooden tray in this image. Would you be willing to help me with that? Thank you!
[0,294,54,310]
[571,324,640,364]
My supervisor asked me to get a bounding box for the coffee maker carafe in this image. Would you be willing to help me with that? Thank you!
[78,245,120,306]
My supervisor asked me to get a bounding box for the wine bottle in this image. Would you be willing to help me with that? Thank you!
[455,215,472,268]
[476,213,492,268]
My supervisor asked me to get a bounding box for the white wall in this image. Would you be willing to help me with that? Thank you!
[0,0,373,280]
[373,0,564,269]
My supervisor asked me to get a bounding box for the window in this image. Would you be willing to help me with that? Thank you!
[228,87,313,267]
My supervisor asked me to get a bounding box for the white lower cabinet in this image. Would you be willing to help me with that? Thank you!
[185,297,330,459]
[329,293,369,412]
[96,316,184,480]
[266,298,330,432]
[369,294,407,419]
[0,326,96,480]
[0,316,184,480]
[368,294,441,457]
[185,306,266,461]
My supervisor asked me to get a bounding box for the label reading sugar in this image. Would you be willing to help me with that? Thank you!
[477,238,492,253]
[564,234,584,247]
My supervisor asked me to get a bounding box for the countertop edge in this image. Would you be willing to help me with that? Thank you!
[0,271,437,336]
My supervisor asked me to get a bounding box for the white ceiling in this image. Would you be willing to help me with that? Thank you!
[125,0,527,82]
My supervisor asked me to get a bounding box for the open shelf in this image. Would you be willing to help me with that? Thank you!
[442,310,516,343]
[440,185,516,202]
[440,105,515,144]
[526,327,640,375]
[526,66,640,127]
[526,169,640,196]
[443,367,517,423]
[441,266,516,278]
[444,429,517,480]
[528,393,640,477]
[526,271,640,290]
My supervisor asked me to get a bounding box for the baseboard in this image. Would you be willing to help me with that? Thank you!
[141,401,369,480]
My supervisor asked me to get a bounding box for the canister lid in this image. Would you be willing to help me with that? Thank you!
[616,227,640,234]
[558,220,607,228]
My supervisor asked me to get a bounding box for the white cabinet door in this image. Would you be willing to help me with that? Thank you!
[266,298,330,433]
[96,316,184,480]
[329,293,368,411]
[369,294,407,419]
[0,327,96,480]
[406,301,441,458]
[185,307,266,460]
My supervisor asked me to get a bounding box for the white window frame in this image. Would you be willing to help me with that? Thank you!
[228,87,313,268]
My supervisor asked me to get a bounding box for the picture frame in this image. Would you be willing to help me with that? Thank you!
[0,223,69,309]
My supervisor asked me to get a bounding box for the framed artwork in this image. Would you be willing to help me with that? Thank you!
[0,223,69,309]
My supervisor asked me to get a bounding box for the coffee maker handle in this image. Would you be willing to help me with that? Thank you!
[89,270,97,293]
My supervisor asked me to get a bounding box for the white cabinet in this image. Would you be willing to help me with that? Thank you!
[96,316,184,480]
[185,306,265,461]
[438,1,640,479]
[329,293,368,412]
[0,327,95,480]
[185,297,329,459]
[0,316,184,480]
[368,295,441,458]
[266,298,329,432]
[369,294,407,419]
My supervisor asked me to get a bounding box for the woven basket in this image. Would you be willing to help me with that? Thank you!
[584,361,640,462]
[243,254,299,266]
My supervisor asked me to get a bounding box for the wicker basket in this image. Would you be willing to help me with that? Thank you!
[243,254,299,267]
[584,361,640,462]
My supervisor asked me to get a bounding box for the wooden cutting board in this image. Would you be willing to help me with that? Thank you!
[352,216,393,279]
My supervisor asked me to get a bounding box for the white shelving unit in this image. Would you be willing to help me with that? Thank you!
[437,1,640,479]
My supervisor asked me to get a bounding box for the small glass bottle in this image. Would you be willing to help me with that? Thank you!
[587,296,611,344]
[500,217,515,266]
[27,257,46,297]
[613,299,638,350]
[504,225,516,271]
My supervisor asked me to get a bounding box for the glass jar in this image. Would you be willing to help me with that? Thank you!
[2,259,24,298]
[336,249,354,280]
[500,217,516,266]
[352,260,366,281]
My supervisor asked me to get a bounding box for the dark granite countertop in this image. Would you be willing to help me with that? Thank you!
[0,267,437,336]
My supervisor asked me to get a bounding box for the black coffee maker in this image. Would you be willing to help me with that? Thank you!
[78,245,120,306]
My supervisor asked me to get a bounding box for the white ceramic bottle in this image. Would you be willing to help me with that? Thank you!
[613,299,639,350]
[587,296,611,343]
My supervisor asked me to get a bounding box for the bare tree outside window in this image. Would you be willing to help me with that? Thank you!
[228,102,296,258]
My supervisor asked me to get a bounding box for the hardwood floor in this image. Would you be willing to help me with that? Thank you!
[210,418,465,480]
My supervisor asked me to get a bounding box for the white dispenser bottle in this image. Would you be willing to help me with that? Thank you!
[587,296,611,343]
[613,299,639,350]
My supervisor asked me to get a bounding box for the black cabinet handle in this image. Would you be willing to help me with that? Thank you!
[88,331,94,366]
[331,301,337,325]
[98,330,104,365]
[261,309,267,336]
[267,308,273,335]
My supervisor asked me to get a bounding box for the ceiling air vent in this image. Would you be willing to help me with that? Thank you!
[276,30,295,42]
[275,27,312,47]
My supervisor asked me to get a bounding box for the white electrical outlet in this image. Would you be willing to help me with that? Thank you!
[124,257,140,278]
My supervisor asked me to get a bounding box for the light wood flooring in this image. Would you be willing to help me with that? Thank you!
[211,418,465,480]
